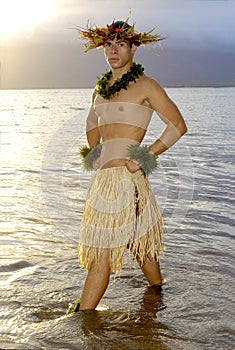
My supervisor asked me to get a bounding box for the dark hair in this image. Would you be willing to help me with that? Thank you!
[112,21,132,31]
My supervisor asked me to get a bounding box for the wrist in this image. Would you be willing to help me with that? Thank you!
[149,149,155,156]
[127,145,158,176]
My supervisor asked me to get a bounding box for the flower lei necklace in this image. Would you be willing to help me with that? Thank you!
[95,62,144,100]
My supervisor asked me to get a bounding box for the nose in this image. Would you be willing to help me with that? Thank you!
[110,43,118,53]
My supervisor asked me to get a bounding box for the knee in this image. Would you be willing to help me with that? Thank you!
[88,249,111,272]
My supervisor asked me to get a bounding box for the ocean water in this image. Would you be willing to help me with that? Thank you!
[0,87,234,349]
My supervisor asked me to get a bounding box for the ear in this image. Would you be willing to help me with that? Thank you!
[131,43,138,54]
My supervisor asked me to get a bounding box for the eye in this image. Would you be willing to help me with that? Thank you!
[105,42,112,47]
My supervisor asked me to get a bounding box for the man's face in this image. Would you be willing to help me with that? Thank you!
[104,38,137,69]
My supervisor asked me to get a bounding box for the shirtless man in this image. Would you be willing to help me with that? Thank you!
[76,20,187,311]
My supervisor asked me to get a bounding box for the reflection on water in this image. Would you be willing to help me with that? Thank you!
[0,88,234,349]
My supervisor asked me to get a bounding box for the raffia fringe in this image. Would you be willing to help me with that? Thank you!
[78,166,165,273]
[78,229,165,273]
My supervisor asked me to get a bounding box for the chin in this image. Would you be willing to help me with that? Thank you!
[108,61,121,68]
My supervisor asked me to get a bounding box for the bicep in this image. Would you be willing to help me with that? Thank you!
[86,106,98,132]
[148,81,184,126]
[86,106,101,147]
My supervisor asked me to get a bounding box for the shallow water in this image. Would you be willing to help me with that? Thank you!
[0,87,234,349]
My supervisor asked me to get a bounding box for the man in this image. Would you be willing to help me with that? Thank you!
[76,20,187,311]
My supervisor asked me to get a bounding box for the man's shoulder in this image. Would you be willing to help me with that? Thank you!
[137,74,165,99]
[140,74,160,86]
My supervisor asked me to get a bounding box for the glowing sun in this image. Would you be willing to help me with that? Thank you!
[0,0,56,38]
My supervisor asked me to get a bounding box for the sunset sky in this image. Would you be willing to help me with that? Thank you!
[0,0,234,88]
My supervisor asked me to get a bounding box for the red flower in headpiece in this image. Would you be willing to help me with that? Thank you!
[76,19,165,52]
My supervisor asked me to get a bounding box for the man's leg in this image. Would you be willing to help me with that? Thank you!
[79,249,110,310]
[140,257,162,286]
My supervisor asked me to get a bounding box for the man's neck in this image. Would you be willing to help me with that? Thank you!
[111,62,133,81]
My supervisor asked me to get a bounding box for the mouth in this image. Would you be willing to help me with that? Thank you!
[109,58,119,62]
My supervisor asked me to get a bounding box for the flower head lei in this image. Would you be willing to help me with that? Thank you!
[75,16,165,52]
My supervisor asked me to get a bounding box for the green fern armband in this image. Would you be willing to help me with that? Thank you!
[79,144,102,171]
[127,145,158,175]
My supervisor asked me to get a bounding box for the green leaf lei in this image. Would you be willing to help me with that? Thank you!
[79,144,102,171]
[95,62,144,100]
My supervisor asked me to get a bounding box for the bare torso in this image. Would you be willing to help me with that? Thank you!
[86,73,187,170]
[93,75,154,168]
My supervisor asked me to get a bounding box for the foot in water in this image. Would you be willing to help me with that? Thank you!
[67,299,80,314]
[141,284,166,315]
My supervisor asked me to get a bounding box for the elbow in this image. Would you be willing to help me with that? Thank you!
[181,124,188,136]
[178,121,188,136]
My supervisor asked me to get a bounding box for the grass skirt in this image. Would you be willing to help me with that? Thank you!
[78,166,165,273]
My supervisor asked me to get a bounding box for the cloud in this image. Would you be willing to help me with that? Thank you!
[1,0,234,88]
[3,0,234,50]
[53,0,235,49]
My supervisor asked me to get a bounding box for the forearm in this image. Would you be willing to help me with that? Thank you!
[149,138,168,156]
[86,128,101,149]
[149,121,187,156]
